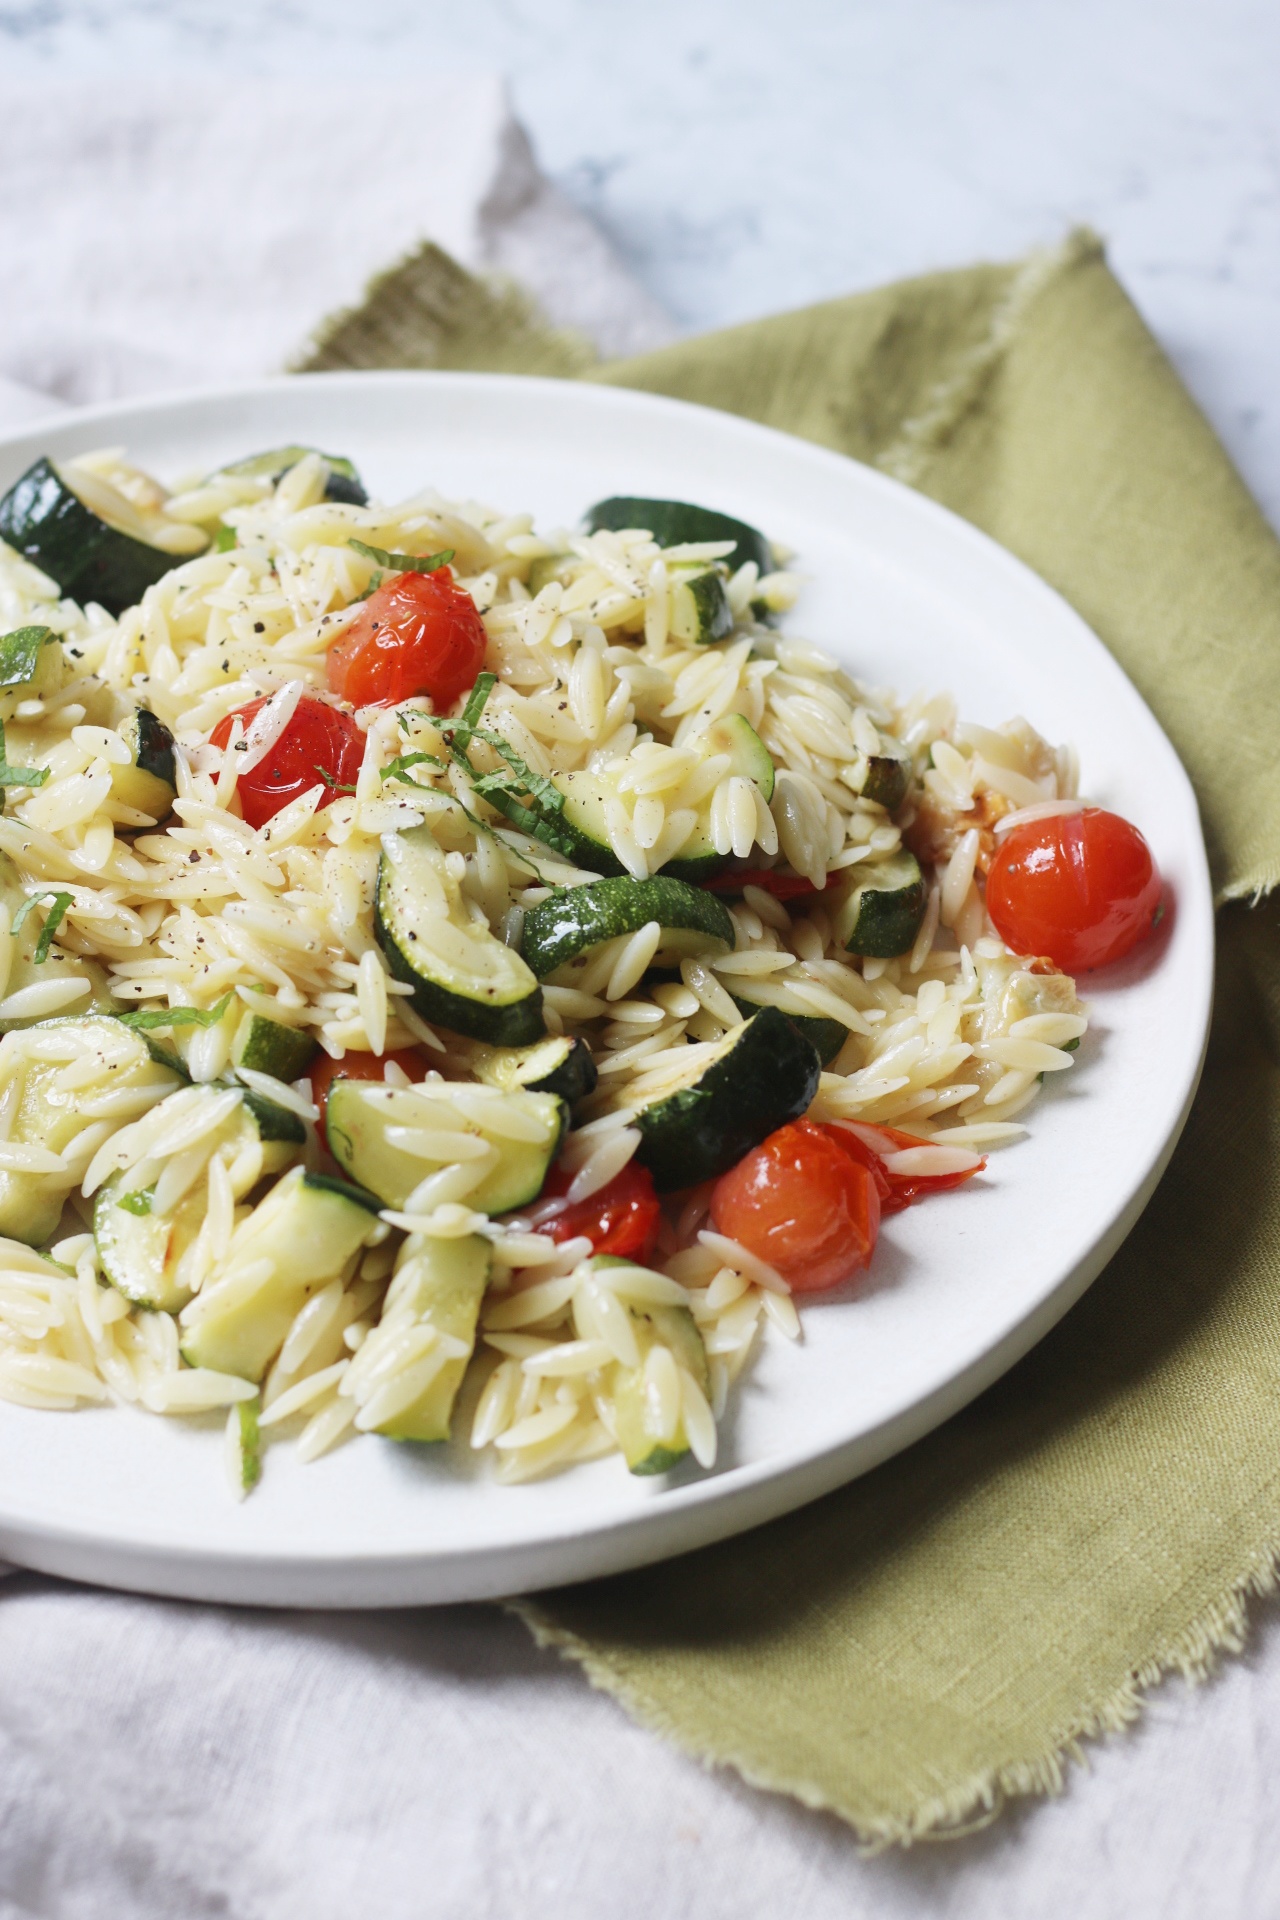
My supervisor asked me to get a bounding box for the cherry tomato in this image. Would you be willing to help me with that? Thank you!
[327,567,488,710]
[710,1119,880,1292]
[309,1046,428,1150]
[705,868,826,902]
[985,808,1161,973]
[824,1121,984,1214]
[210,694,363,830]
[540,1159,661,1264]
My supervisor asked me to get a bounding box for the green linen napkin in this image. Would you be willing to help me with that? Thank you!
[300,229,1280,1843]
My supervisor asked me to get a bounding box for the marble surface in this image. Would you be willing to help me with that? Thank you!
[1,5,1279,1916]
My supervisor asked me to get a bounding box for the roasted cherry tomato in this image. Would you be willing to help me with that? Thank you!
[309,1046,429,1150]
[710,1119,880,1292]
[985,808,1162,973]
[327,567,488,710]
[823,1121,984,1214]
[210,693,363,830]
[540,1159,662,1264]
[705,867,827,902]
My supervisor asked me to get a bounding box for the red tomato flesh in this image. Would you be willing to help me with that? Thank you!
[985,807,1161,973]
[210,694,363,830]
[327,567,488,710]
[825,1121,985,1214]
[705,868,827,902]
[540,1160,661,1265]
[710,1119,880,1292]
[309,1046,429,1151]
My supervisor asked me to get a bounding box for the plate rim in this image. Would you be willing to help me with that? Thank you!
[0,369,1215,1606]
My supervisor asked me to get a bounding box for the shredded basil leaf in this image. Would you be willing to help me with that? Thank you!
[11,890,74,963]
[348,538,454,577]
[445,674,565,818]
[116,1189,154,1217]
[116,991,234,1033]
[381,750,445,784]
[0,721,50,790]
[214,525,237,553]
[313,764,358,795]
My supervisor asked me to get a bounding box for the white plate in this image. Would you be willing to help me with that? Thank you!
[0,373,1212,1608]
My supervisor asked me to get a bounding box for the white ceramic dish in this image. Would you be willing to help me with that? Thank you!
[0,373,1212,1608]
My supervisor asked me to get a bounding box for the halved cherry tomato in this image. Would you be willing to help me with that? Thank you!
[710,1119,879,1292]
[327,567,488,710]
[309,1046,429,1151]
[823,1121,984,1214]
[985,808,1161,973]
[540,1159,661,1264]
[210,694,363,830]
[705,867,827,902]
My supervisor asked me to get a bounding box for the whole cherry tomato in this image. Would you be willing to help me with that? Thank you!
[327,567,488,710]
[985,808,1161,972]
[210,693,363,830]
[539,1159,662,1265]
[710,1119,880,1292]
[309,1046,429,1150]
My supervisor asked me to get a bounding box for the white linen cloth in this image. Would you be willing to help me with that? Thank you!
[0,70,1274,1920]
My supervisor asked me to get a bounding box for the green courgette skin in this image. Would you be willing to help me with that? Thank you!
[376,915,546,1045]
[472,1034,598,1105]
[0,458,177,616]
[861,755,911,813]
[220,447,369,507]
[728,994,846,1067]
[836,853,927,958]
[585,497,772,578]
[126,708,177,788]
[494,773,724,888]
[525,1036,597,1103]
[521,876,735,980]
[635,1006,821,1192]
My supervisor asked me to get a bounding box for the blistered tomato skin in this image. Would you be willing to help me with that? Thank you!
[326,567,488,710]
[710,1119,880,1293]
[985,808,1162,973]
[540,1160,662,1265]
[209,694,364,831]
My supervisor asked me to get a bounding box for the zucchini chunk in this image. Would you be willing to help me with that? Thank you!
[231,1008,319,1083]
[633,1006,821,1192]
[832,851,927,957]
[0,625,70,718]
[525,553,572,597]
[179,1168,380,1382]
[375,825,545,1046]
[857,744,911,814]
[349,1233,491,1442]
[584,497,772,579]
[0,854,112,1028]
[698,712,775,800]
[326,1077,566,1215]
[110,708,178,821]
[727,992,846,1067]
[0,456,207,617]
[215,446,369,507]
[589,1258,711,1475]
[468,1033,598,1106]
[520,875,734,981]
[93,1086,305,1312]
[539,769,723,885]
[0,1015,181,1247]
[668,566,733,646]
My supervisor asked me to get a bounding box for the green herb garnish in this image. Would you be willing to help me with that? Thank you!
[115,991,234,1034]
[116,1189,154,1217]
[0,722,50,790]
[215,525,237,553]
[11,889,74,963]
[381,750,446,784]
[313,764,358,795]
[348,538,454,577]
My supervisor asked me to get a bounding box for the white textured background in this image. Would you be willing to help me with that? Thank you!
[2,4,1280,1916]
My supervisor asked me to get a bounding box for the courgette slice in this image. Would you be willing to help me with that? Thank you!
[353,1233,491,1442]
[0,457,206,617]
[526,553,572,597]
[468,1033,597,1105]
[832,851,926,958]
[860,749,911,814]
[0,1015,180,1247]
[540,769,722,885]
[178,1167,380,1382]
[93,1175,207,1313]
[584,497,772,578]
[699,712,775,801]
[215,446,369,507]
[231,1009,319,1083]
[633,1006,821,1192]
[521,876,734,981]
[111,709,177,821]
[326,1077,565,1215]
[589,1258,711,1474]
[727,992,846,1067]
[375,825,544,1046]
[669,566,733,646]
[0,625,70,718]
